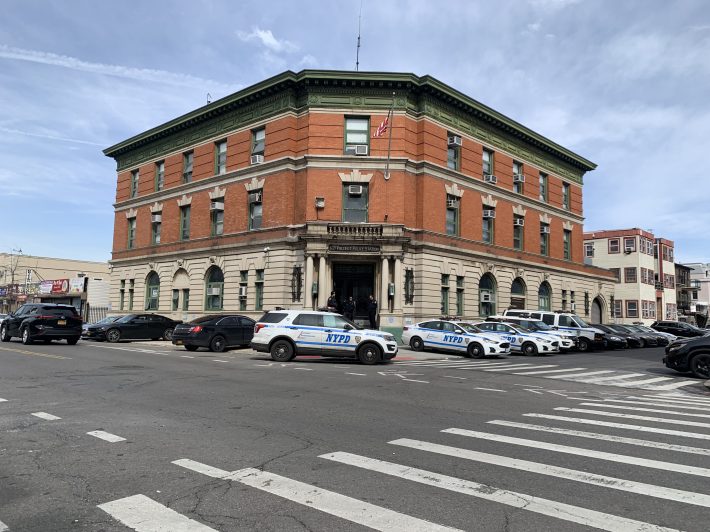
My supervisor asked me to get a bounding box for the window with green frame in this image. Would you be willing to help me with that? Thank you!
[182,151,193,183]
[171,289,179,311]
[130,170,139,198]
[441,274,450,315]
[155,161,164,191]
[119,280,125,311]
[563,229,572,260]
[128,281,134,311]
[127,217,136,249]
[539,172,548,202]
[445,194,459,236]
[145,271,159,310]
[482,149,494,176]
[205,266,224,310]
[248,190,262,230]
[255,269,264,310]
[179,206,190,240]
[215,140,227,175]
[342,183,368,222]
[151,219,161,245]
[252,128,265,156]
[211,207,224,236]
[513,216,524,251]
[344,116,369,154]
[456,276,464,316]
[540,223,550,256]
[482,209,495,244]
[562,182,570,210]
[182,289,190,311]
[447,146,460,170]
[239,270,248,311]
[513,161,524,194]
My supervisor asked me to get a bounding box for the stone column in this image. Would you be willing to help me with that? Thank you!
[317,255,327,308]
[393,257,403,312]
[304,255,314,309]
[381,257,390,312]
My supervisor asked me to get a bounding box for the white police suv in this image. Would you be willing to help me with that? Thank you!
[251,310,398,365]
[486,315,576,351]
[402,319,511,358]
[473,321,560,355]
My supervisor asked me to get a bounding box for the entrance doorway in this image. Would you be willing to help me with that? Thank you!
[331,263,375,320]
[591,297,603,323]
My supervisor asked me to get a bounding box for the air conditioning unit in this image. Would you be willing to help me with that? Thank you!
[250,154,264,165]
[210,201,224,211]
[513,218,525,227]
[208,287,221,296]
[482,209,496,219]
[481,291,492,303]
[238,286,248,297]
[354,144,369,156]
[483,174,498,184]
[447,135,462,147]
[314,196,325,209]
[151,214,162,223]
[348,184,363,196]
[446,198,459,208]
[248,192,262,203]
[540,226,551,234]
[570,302,576,312]
[513,174,525,183]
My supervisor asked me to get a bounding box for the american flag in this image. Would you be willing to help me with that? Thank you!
[374,113,389,137]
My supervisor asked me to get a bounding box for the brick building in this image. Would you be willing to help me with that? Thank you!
[104,70,614,338]
[583,228,677,325]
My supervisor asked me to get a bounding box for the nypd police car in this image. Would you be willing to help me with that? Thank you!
[486,315,576,351]
[251,310,397,365]
[473,321,560,355]
[402,319,510,358]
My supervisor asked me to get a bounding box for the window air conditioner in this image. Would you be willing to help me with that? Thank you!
[513,174,525,183]
[447,135,462,147]
[483,174,497,184]
[540,226,551,234]
[210,201,224,211]
[513,218,525,226]
[248,192,262,203]
[151,214,162,223]
[250,154,264,165]
[481,291,492,303]
[570,302,576,312]
[482,209,496,219]
[208,287,221,296]
[354,144,369,155]
[446,198,459,208]
[238,286,248,297]
[348,184,363,196]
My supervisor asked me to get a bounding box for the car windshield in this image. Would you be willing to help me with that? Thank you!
[528,320,552,331]
[458,323,482,333]
[513,325,532,333]
[572,316,589,327]
[94,316,119,325]
[611,325,634,333]
[191,315,220,324]
[116,315,135,323]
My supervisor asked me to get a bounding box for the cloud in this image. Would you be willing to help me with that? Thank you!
[527,22,542,32]
[0,126,106,146]
[528,0,581,11]
[236,27,298,53]
[298,54,318,68]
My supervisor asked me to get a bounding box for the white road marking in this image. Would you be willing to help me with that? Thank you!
[554,407,710,429]
[637,395,710,407]
[346,372,367,376]
[0,519,7,532]
[611,377,674,387]
[601,398,710,412]
[293,367,314,371]
[398,361,513,369]
[212,359,229,363]
[31,412,60,421]
[525,389,543,394]
[390,438,710,507]
[173,459,460,531]
[443,375,467,380]
[0,398,7,402]
[401,378,429,383]
[473,387,506,392]
[179,355,194,358]
[98,494,216,531]
[523,413,710,441]
[487,420,710,456]
[442,428,710,477]
[479,363,537,370]
[651,393,710,403]
[320,452,676,532]
[87,430,126,443]
[646,380,699,391]
[575,372,646,383]
[546,370,616,379]
[577,402,710,419]
[484,364,557,372]
[513,367,586,375]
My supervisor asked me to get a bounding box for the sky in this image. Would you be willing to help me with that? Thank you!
[1,0,709,263]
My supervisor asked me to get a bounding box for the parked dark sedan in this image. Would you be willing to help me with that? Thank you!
[664,336,710,378]
[0,303,82,345]
[623,324,670,346]
[172,314,255,352]
[82,315,121,338]
[85,313,181,343]
[652,320,707,338]
[605,324,658,348]
[593,325,629,349]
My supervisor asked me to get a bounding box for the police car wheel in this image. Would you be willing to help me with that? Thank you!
[270,339,295,362]
[358,343,382,365]
[522,342,538,356]
[409,337,424,351]
[467,342,485,359]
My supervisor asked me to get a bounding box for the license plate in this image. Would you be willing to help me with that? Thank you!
[175,340,183,345]
[57,320,66,326]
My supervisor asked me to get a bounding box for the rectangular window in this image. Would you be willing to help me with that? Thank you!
[180,206,191,240]
[155,161,164,191]
[441,274,450,315]
[561,290,568,311]
[539,173,548,202]
[482,149,494,176]
[608,238,620,253]
[249,189,263,230]
[445,194,459,236]
[119,280,125,311]
[130,170,139,198]
[540,223,549,256]
[513,161,524,194]
[609,267,621,282]
[151,220,161,245]
[624,267,637,283]
[252,128,265,155]
[584,243,594,257]
[626,300,638,318]
[183,151,193,183]
[255,269,264,311]
[211,209,224,236]
[563,230,571,260]
[127,218,136,249]
[172,289,179,311]
[624,237,636,252]
[456,276,464,316]
[562,183,570,210]
[482,209,495,244]
[513,216,524,251]
[215,140,227,175]
[182,289,190,311]
[128,279,134,311]
[239,270,248,311]
[613,299,623,318]
[342,183,368,223]
[344,116,369,154]
[447,145,460,171]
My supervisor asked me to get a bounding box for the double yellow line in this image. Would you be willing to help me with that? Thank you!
[0,346,71,359]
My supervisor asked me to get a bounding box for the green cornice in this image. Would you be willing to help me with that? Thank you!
[104,70,596,181]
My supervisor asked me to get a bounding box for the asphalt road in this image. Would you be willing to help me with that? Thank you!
[1,340,709,531]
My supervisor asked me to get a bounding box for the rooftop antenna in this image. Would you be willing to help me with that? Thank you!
[207,93,212,104]
[356,0,363,71]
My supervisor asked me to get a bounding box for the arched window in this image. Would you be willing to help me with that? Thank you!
[510,278,526,310]
[205,266,224,310]
[145,271,160,310]
[479,273,497,317]
[172,268,190,312]
[538,282,551,311]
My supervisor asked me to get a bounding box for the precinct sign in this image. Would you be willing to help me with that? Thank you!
[328,244,380,253]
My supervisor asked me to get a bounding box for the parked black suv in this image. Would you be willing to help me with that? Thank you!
[664,336,710,378]
[651,321,707,338]
[0,303,82,345]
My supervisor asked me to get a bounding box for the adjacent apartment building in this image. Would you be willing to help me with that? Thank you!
[682,262,710,326]
[104,70,615,338]
[583,229,677,325]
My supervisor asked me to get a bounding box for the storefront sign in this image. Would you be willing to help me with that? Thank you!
[51,279,70,294]
[68,278,85,295]
[328,244,381,253]
[39,281,53,294]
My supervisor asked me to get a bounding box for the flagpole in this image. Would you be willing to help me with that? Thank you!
[383,91,395,181]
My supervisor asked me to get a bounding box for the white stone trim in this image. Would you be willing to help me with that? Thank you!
[563,221,574,231]
[481,194,497,208]
[177,194,192,207]
[208,186,226,200]
[445,183,464,198]
[513,205,527,217]
[150,202,163,213]
[125,208,137,219]
[338,169,373,183]
[244,177,265,191]
[539,213,551,224]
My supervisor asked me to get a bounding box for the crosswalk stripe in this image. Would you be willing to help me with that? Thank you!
[555,407,710,429]
[173,459,461,531]
[87,430,126,443]
[0,398,7,402]
[484,364,557,372]
[523,413,710,440]
[601,399,710,412]
[442,428,710,477]
[646,380,699,391]
[513,367,587,375]
[98,494,217,531]
[639,395,710,406]
[320,452,677,532]
[546,370,616,379]
[396,361,513,368]
[574,372,646,383]
[611,377,674,387]
[31,412,60,421]
[487,420,710,456]
[0,518,7,531]
[577,402,710,419]
[390,438,710,507]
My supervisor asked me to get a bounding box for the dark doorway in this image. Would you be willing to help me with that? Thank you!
[332,263,375,320]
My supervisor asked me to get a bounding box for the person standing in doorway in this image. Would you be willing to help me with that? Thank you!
[343,296,355,321]
[327,291,338,312]
[367,294,378,329]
